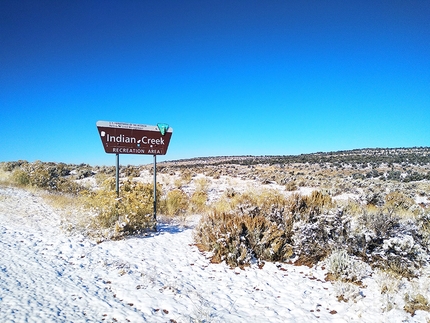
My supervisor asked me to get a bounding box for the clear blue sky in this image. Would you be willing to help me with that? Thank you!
[1,0,429,166]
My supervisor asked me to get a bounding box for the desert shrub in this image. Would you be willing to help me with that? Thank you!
[284,193,308,217]
[55,177,84,194]
[384,191,417,217]
[374,270,402,312]
[350,210,427,277]
[352,173,365,180]
[417,213,430,246]
[232,190,265,216]
[403,171,429,183]
[222,189,293,230]
[194,211,293,267]
[196,189,341,267]
[118,180,158,232]
[173,169,195,188]
[343,199,365,217]
[186,177,210,214]
[162,189,190,217]
[210,197,231,215]
[82,187,118,229]
[9,161,83,194]
[173,177,184,188]
[244,214,293,263]
[292,208,350,266]
[211,171,221,179]
[285,181,298,191]
[194,211,252,267]
[379,232,427,277]
[55,163,72,177]
[196,185,429,274]
[351,210,396,260]
[122,165,141,177]
[95,166,116,176]
[386,170,402,181]
[75,167,94,179]
[210,188,238,214]
[325,249,369,283]
[365,190,385,207]
[375,269,401,295]
[180,169,193,184]
[11,168,30,186]
[82,178,158,238]
[224,187,237,198]
[27,161,52,188]
[2,160,29,172]
[194,177,210,192]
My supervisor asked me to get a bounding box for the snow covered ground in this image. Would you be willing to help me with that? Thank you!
[1,185,429,322]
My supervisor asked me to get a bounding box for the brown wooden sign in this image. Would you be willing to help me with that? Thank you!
[96,121,173,155]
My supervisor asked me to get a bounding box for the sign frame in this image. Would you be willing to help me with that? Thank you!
[96,120,173,227]
[96,120,173,156]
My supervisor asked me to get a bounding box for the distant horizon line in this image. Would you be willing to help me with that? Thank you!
[1,146,428,167]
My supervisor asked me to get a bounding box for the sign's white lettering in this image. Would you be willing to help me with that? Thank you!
[142,136,165,145]
[113,148,146,153]
[147,149,162,154]
[105,133,165,146]
[107,134,136,144]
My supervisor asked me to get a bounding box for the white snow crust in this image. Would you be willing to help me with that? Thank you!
[1,186,429,322]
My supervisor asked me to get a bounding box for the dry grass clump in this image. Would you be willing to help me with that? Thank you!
[160,177,210,219]
[342,199,364,217]
[211,194,234,215]
[41,191,79,211]
[287,191,334,221]
[404,293,430,316]
[172,169,195,188]
[374,269,430,315]
[375,269,401,294]
[194,177,210,192]
[82,178,158,238]
[162,189,190,217]
[94,171,111,187]
[0,168,11,185]
[180,169,193,184]
[333,281,363,303]
[189,190,208,214]
[187,177,210,214]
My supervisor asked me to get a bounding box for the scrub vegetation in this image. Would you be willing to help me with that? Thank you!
[1,147,430,315]
[81,178,159,239]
